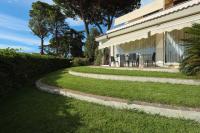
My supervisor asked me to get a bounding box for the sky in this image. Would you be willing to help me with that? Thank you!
[0,0,152,53]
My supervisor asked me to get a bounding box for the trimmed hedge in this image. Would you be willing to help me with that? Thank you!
[0,49,71,98]
[72,57,90,66]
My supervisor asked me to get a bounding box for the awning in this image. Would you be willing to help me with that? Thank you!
[98,31,148,49]
[107,0,200,34]
[151,13,200,35]
[99,12,200,50]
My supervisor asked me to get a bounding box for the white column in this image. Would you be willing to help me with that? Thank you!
[110,46,115,67]
[156,33,165,67]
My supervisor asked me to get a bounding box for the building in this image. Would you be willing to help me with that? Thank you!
[96,0,200,68]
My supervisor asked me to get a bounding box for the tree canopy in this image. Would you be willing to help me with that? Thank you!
[93,0,141,31]
[45,29,84,58]
[53,0,141,35]
[29,1,50,55]
[46,5,69,54]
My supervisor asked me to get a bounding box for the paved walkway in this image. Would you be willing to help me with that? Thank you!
[90,66,179,73]
[69,71,200,86]
[36,80,200,122]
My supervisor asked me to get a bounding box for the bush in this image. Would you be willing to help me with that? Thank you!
[180,24,200,76]
[72,57,90,66]
[94,49,103,66]
[0,48,71,98]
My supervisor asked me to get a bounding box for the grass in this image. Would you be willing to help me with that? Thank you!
[42,69,200,108]
[1,86,200,133]
[71,66,198,79]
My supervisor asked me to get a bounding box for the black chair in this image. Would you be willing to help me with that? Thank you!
[152,52,156,67]
[111,56,119,66]
[125,55,129,67]
[143,53,156,67]
[129,53,138,67]
[120,54,126,67]
[111,56,115,62]
[136,54,139,67]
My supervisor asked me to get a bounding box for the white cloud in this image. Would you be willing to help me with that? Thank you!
[0,13,29,32]
[0,33,49,46]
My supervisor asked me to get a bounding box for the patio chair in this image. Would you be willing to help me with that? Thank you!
[120,54,126,67]
[129,53,137,67]
[111,56,119,67]
[125,55,130,67]
[152,52,156,66]
[144,53,156,67]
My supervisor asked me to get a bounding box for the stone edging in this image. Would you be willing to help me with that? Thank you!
[89,66,179,73]
[36,80,200,122]
[69,70,200,86]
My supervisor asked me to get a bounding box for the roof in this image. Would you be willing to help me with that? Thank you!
[106,0,200,34]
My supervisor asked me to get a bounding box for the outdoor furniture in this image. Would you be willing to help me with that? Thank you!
[125,55,129,67]
[111,56,119,67]
[129,53,138,67]
[143,52,156,67]
[120,54,126,67]
[115,54,120,67]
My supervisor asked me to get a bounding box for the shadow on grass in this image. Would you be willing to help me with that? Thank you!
[0,85,82,133]
[42,69,70,88]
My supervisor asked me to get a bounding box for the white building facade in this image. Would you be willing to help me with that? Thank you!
[96,0,200,68]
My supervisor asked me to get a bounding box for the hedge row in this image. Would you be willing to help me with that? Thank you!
[0,49,71,98]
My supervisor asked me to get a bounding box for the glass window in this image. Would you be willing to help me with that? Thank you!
[165,30,185,63]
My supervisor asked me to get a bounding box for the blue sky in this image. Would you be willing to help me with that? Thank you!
[0,0,152,53]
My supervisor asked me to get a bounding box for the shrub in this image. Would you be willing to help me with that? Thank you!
[180,24,200,76]
[0,48,71,98]
[72,57,90,66]
[94,48,103,66]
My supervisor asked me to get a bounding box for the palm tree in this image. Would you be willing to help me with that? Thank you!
[180,23,200,76]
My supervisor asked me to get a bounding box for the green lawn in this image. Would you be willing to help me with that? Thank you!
[1,86,200,133]
[42,69,200,108]
[71,66,197,79]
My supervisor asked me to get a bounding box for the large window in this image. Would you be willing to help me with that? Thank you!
[120,35,156,55]
[165,30,185,63]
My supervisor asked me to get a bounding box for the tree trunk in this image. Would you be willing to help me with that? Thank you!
[40,37,44,55]
[96,24,103,34]
[83,19,90,37]
[80,0,90,37]
[107,23,112,30]
[55,29,59,55]
[107,15,114,30]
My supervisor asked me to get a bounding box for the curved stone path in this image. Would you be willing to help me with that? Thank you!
[36,80,200,122]
[69,71,200,86]
[89,66,179,73]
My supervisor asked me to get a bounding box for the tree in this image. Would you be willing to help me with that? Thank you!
[29,1,50,55]
[54,0,140,35]
[53,0,93,37]
[84,28,100,61]
[46,5,69,55]
[68,29,85,57]
[87,0,141,33]
[45,29,84,58]
[180,23,200,76]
